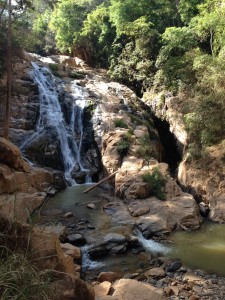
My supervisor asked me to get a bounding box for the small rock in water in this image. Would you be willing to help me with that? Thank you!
[131,246,145,254]
[167,261,182,272]
[110,244,127,254]
[63,212,73,218]
[67,233,86,246]
[87,203,96,209]
[87,224,95,230]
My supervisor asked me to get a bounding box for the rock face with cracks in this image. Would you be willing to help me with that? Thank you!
[0,137,66,223]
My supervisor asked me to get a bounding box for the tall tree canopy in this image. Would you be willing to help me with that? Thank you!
[0,0,224,148]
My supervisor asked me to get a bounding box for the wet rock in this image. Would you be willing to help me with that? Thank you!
[158,257,171,266]
[131,246,145,254]
[72,170,86,184]
[87,225,95,230]
[167,261,182,272]
[199,202,209,216]
[104,233,126,244]
[87,203,96,209]
[67,233,86,246]
[64,212,73,218]
[88,246,109,259]
[110,244,126,254]
[88,233,127,259]
[137,215,170,238]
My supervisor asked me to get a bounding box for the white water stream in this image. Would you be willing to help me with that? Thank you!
[21,60,91,184]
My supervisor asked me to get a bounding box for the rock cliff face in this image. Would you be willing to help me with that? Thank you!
[0,137,66,222]
[0,53,202,232]
[143,91,225,223]
[0,53,102,183]
[0,59,40,144]
[80,72,201,234]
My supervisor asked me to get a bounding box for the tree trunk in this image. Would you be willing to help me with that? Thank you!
[175,0,179,8]
[82,171,117,194]
[4,0,12,140]
[0,0,7,25]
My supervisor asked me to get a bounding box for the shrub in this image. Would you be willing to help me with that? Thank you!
[0,253,54,299]
[116,137,129,157]
[0,219,54,299]
[136,134,156,161]
[114,119,128,129]
[69,71,86,79]
[48,63,58,72]
[142,167,167,200]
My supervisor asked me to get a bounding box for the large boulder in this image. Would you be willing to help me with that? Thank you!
[178,143,225,223]
[112,279,166,300]
[135,192,201,238]
[0,137,30,172]
[115,161,169,202]
[0,190,46,223]
[53,273,95,300]
[30,226,81,276]
[88,233,128,259]
[0,139,66,223]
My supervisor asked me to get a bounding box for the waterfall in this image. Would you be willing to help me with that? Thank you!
[21,61,91,184]
[135,229,171,254]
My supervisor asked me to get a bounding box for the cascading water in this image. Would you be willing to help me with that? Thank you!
[135,229,170,254]
[21,61,91,184]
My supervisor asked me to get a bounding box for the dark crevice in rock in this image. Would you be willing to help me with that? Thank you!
[153,116,183,176]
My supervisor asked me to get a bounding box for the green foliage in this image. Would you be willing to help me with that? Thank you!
[155,26,197,92]
[0,219,54,299]
[135,134,156,161]
[116,136,129,157]
[114,118,128,129]
[48,63,62,77]
[178,0,203,24]
[49,63,58,72]
[184,96,225,147]
[69,71,86,79]
[142,168,167,200]
[108,0,177,89]
[81,4,116,66]
[49,0,89,53]
[0,253,54,299]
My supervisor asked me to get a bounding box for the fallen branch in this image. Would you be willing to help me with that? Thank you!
[82,171,117,194]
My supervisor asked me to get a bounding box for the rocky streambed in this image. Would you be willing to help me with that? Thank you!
[37,185,225,300]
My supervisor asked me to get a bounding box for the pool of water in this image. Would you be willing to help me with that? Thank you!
[169,222,225,276]
[39,186,225,277]
[39,186,167,278]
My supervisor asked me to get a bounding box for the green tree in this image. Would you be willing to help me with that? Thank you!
[81,4,115,66]
[178,0,203,24]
